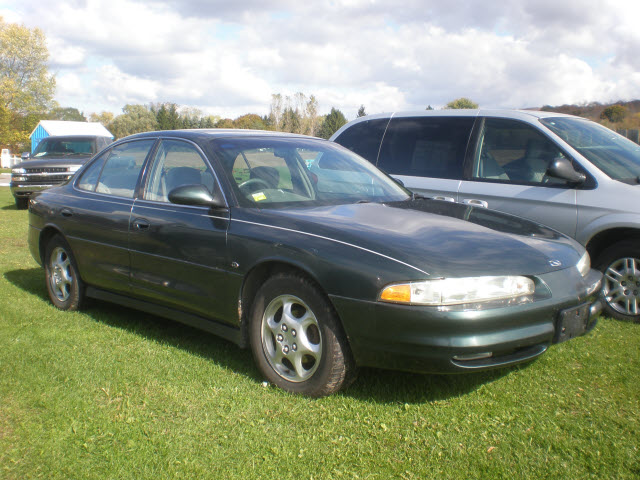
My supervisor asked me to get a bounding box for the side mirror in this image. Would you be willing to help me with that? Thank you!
[546,157,586,184]
[21,152,30,160]
[168,184,226,208]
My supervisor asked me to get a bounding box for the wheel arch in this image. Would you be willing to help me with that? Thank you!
[585,227,640,261]
[238,259,345,348]
[38,225,65,264]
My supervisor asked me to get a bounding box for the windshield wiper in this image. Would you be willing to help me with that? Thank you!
[411,192,429,200]
[618,176,640,185]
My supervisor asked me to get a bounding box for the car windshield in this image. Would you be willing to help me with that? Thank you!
[212,136,410,207]
[540,117,640,183]
[33,137,96,158]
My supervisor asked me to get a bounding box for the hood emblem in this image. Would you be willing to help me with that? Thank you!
[548,259,562,267]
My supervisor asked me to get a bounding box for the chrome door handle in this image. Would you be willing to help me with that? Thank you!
[462,198,488,208]
[432,196,455,202]
[60,208,73,217]
[133,218,150,230]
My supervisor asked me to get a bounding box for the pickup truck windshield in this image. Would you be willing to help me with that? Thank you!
[540,117,640,183]
[33,137,97,158]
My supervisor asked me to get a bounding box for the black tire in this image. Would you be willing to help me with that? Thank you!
[594,240,640,323]
[44,235,85,311]
[249,273,355,397]
[15,197,28,210]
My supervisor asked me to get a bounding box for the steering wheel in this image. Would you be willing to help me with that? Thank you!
[239,178,271,194]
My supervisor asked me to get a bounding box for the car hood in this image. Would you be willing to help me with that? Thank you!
[14,155,91,169]
[246,200,584,277]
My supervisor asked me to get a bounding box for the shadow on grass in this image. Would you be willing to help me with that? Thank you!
[5,267,522,404]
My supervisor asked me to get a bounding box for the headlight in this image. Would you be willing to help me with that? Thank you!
[68,165,82,173]
[576,251,590,277]
[12,167,26,174]
[379,276,535,306]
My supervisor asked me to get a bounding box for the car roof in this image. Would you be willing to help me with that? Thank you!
[329,109,589,140]
[123,129,322,142]
[359,109,580,121]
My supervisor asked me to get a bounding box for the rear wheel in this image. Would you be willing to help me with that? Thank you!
[44,235,85,311]
[249,273,354,397]
[595,241,640,323]
[15,197,28,210]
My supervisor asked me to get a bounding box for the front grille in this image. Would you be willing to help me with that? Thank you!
[23,175,71,183]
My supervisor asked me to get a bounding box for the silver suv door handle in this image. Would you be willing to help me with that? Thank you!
[432,196,455,202]
[462,198,488,208]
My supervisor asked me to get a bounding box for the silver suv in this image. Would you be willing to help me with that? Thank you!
[331,109,640,322]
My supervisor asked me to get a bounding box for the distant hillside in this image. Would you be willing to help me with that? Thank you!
[539,100,640,121]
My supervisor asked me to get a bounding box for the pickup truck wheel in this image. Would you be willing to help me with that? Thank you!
[15,197,28,210]
[44,235,85,311]
[595,241,640,323]
[249,273,355,397]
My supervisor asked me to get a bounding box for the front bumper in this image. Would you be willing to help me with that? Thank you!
[11,183,57,198]
[331,268,602,374]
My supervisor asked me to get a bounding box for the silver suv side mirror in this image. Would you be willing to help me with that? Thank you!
[546,157,586,184]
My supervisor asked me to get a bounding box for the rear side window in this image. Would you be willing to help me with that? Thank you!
[377,117,474,179]
[333,118,389,163]
[77,140,154,197]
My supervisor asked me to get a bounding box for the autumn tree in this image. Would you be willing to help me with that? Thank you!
[268,92,321,135]
[445,97,479,109]
[600,105,627,123]
[46,106,86,122]
[108,104,157,139]
[0,18,56,150]
[0,18,55,114]
[89,111,114,127]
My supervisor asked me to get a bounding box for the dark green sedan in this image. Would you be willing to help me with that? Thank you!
[27,130,603,396]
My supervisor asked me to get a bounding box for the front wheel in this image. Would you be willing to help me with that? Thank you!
[595,240,640,322]
[249,273,354,397]
[44,235,85,311]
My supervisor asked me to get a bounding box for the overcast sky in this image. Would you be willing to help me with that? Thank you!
[2,0,639,119]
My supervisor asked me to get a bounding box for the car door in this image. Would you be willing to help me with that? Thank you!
[64,138,155,293]
[458,117,579,237]
[376,116,476,201]
[128,138,235,323]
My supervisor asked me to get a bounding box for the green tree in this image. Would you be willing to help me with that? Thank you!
[426,105,434,110]
[108,104,157,139]
[357,105,367,117]
[445,97,479,109]
[46,106,86,122]
[0,18,56,115]
[317,107,347,139]
[600,105,627,123]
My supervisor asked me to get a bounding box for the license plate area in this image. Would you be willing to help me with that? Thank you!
[554,303,590,343]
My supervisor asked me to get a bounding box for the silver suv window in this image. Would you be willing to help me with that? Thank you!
[473,118,569,185]
[376,117,474,179]
[541,117,640,184]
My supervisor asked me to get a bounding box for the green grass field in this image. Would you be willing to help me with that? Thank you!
[0,187,638,479]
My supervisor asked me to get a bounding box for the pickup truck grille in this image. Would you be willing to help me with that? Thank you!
[24,167,69,174]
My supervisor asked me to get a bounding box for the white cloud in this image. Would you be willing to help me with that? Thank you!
[3,0,640,118]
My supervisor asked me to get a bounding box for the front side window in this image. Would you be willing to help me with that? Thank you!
[541,116,640,183]
[377,117,474,179]
[473,118,568,185]
[144,140,216,202]
[88,140,154,198]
